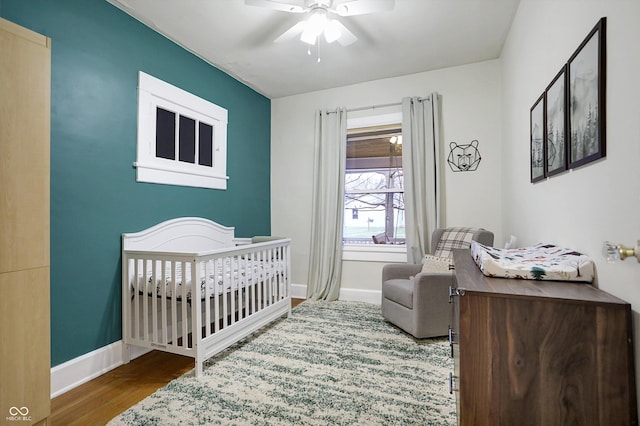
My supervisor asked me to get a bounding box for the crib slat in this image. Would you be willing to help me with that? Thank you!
[159,260,167,344]
[170,261,178,348]
[280,249,283,301]
[243,255,251,318]
[258,250,264,308]
[273,247,282,301]
[223,257,229,328]
[261,249,267,307]
[262,249,268,306]
[132,258,139,340]
[192,259,200,347]
[180,261,188,349]
[273,247,278,304]
[143,259,150,342]
[237,256,243,321]
[270,248,276,303]
[153,259,159,342]
[286,244,292,307]
[266,249,271,305]
[204,259,211,338]
[283,245,288,300]
[214,258,220,333]
[269,247,275,305]
[265,249,270,306]
[230,255,236,325]
[254,254,258,305]
[247,254,253,316]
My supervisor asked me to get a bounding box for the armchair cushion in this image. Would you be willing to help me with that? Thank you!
[382,279,414,309]
[433,227,480,257]
[420,254,453,274]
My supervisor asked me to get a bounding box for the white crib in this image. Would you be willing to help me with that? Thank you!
[121,217,291,376]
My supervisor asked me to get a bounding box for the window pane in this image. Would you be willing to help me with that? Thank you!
[199,122,213,167]
[156,107,176,160]
[343,192,405,244]
[344,122,404,244]
[345,170,403,191]
[179,115,196,163]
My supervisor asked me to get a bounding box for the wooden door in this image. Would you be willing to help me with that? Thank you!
[0,17,51,425]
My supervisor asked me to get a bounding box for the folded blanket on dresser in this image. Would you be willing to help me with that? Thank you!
[470,241,594,283]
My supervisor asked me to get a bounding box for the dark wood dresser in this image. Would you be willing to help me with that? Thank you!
[450,249,637,425]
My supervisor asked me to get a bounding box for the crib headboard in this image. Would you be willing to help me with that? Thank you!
[122,217,235,253]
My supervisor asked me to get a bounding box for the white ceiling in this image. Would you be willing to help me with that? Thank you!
[106,0,521,99]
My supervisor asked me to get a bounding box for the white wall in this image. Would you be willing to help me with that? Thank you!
[271,60,503,294]
[501,0,640,399]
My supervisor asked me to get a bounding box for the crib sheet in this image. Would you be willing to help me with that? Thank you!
[131,257,285,300]
[470,240,594,283]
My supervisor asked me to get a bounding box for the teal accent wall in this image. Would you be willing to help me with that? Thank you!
[1,1,271,367]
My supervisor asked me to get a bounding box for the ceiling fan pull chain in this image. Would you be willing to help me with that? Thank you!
[317,39,321,63]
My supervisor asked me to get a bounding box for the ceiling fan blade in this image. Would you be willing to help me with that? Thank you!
[274,21,307,43]
[333,20,357,46]
[333,0,395,16]
[244,0,306,13]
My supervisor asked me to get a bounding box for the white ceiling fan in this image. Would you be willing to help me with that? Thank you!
[245,0,395,47]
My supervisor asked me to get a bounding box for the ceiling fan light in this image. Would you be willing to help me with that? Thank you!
[300,9,327,45]
[300,26,318,45]
[307,9,327,33]
[324,19,341,43]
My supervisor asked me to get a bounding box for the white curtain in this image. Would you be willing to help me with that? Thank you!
[307,108,347,301]
[402,94,443,264]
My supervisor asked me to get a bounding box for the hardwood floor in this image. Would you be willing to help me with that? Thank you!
[50,298,305,425]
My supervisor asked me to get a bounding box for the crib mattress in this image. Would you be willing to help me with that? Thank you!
[131,257,285,300]
[470,241,594,283]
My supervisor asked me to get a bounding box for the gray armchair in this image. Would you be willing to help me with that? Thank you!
[381,227,494,338]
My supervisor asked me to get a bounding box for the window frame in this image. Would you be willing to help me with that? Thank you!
[343,112,405,248]
[135,71,228,190]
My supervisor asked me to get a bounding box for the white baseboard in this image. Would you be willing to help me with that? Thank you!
[339,287,381,305]
[50,341,150,398]
[291,283,307,299]
[292,283,381,305]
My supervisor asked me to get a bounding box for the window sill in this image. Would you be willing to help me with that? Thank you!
[135,162,228,190]
[342,244,406,262]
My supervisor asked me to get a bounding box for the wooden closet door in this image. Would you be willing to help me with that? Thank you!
[0,18,50,273]
[0,17,51,425]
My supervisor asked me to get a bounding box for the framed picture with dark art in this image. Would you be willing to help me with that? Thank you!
[568,17,606,169]
[545,65,568,176]
[530,93,545,183]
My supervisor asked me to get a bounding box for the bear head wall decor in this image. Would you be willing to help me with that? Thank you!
[447,140,481,172]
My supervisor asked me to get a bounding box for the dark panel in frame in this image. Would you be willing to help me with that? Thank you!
[530,93,545,183]
[199,122,213,167]
[545,65,568,177]
[568,17,606,169]
[156,107,176,160]
[179,115,196,163]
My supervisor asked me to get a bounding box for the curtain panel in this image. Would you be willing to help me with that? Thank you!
[402,94,443,264]
[306,108,347,301]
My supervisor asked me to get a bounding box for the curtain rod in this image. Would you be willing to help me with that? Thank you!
[325,97,428,114]
[347,101,401,113]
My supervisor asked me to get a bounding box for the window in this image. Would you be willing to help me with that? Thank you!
[343,114,404,245]
[135,71,228,190]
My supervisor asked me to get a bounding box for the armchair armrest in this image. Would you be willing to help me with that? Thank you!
[413,271,454,318]
[382,263,422,282]
[413,272,453,296]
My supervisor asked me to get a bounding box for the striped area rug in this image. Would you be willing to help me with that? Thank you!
[108,301,456,425]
